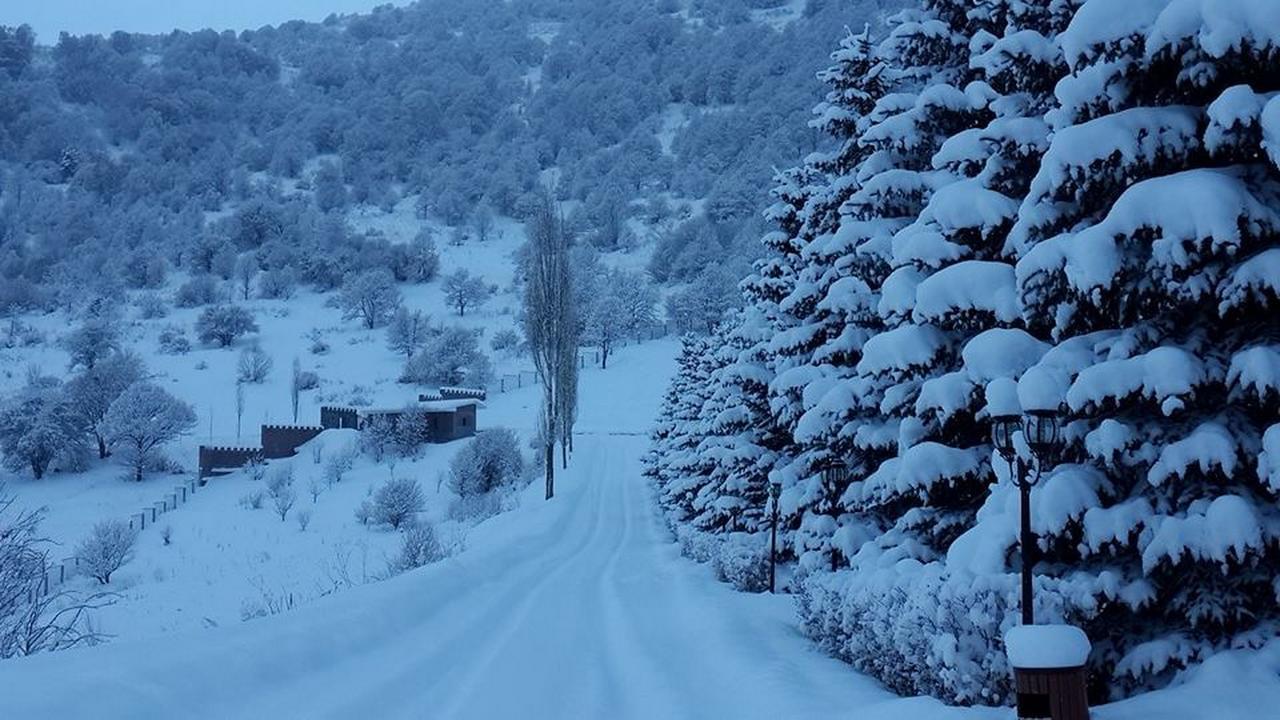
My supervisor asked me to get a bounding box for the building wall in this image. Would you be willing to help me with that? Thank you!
[198,446,263,478]
[261,425,324,459]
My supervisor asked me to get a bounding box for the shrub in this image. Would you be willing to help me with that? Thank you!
[239,490,265,510]
[388,522,445,574]
[371,477,425,529]
[449,428,524,497]
[490,328,522,354]
[295,370,320,391]
[245,456,268,482]
[296,509,312,531]
[714,533,771,593]
[175,275,220,308]
[136,293,169,319]
[272,486,296,522]
[237,343,273,383]
[196,305,258,347]
[157,325,191,354]
[258,267,299,300]
[354,500,372,525]
[401,327,492,387]
[75,520,138,584]
[307,329,330,355]
[266,464,294,498]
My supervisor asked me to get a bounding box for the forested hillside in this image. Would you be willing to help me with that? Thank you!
[0,0,896,323]
[647,0,1280,707]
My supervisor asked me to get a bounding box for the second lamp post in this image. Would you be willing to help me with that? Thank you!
[989,408,1062,625]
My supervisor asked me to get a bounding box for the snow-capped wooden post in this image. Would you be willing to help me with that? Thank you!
[1005,625,1091,720]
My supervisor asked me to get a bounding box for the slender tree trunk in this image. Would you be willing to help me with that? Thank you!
[544,443,555,499]
[561,439,568,469]
[96,434,108,460]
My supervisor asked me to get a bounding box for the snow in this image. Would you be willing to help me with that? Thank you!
[1147,0,1280,59]
[1059,0,1167,67]
[912,261,1019,326]
[1260,425,1280,492]
[1065,346,1206,415]
[0,338,1046,720]
[1263,96,1280,169]
[1219,249,1280,315]
[983,378,1020,417]
[856,324,948,378]
[1004,624,1091,669]
[1147,422,1239,486]
[1142,494,1265,572]
[962,329,1051,383]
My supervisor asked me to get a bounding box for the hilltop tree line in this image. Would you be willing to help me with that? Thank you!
[647,0,1280,706]
[0,0,897,319]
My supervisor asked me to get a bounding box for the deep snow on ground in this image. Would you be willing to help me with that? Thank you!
[0,214,539,639]
[3,338,1277,719]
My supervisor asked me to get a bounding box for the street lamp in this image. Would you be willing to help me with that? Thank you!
[769,480,782,593]
[990,408,1062,625]
[821,460,850,570]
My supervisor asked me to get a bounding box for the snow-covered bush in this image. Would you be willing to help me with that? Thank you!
[236,343,273,384]
[75,520,137,585]
[307,329,330,355]
[196,305,258,347]
[371,477,425,530]
[61,318,120,371]
[354,500,372,526]
[490,328,522,354]
[239,490,265,510]
[401,327,492,387]
[245,456,268,483]
[272,486,296,522]
[175,275,219,308]
[157,325,191,355]
[257,267,298,300]
[266,464,294,498]
[135,293,168,319]
[388,522,446,574]
[323,445,355,485]
[713,533,770,593]
[448,428,524,498]
[296,509,311,531]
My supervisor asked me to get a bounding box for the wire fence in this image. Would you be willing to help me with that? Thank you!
[490,324,671,395]
[28,476,203,604]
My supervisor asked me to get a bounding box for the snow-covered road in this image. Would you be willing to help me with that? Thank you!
[0,341,977,719]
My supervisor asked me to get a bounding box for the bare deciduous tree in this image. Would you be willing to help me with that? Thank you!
[75,520,137,584]
[522,198,579,499]
[1,489,114,659]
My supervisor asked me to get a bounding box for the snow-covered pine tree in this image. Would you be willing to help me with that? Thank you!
[797,0,1084,704]
[1002,0,1280,698]
[647,335,719,528]
[687,309,780,536]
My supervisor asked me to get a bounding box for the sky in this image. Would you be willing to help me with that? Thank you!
[1,0,411,44]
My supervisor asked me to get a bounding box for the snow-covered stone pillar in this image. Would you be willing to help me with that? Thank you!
[1005,624,1091,720]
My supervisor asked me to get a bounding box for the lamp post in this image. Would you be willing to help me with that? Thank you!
[822,460,850,571]
[768,480,781,593]
[990,408,1061,625]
